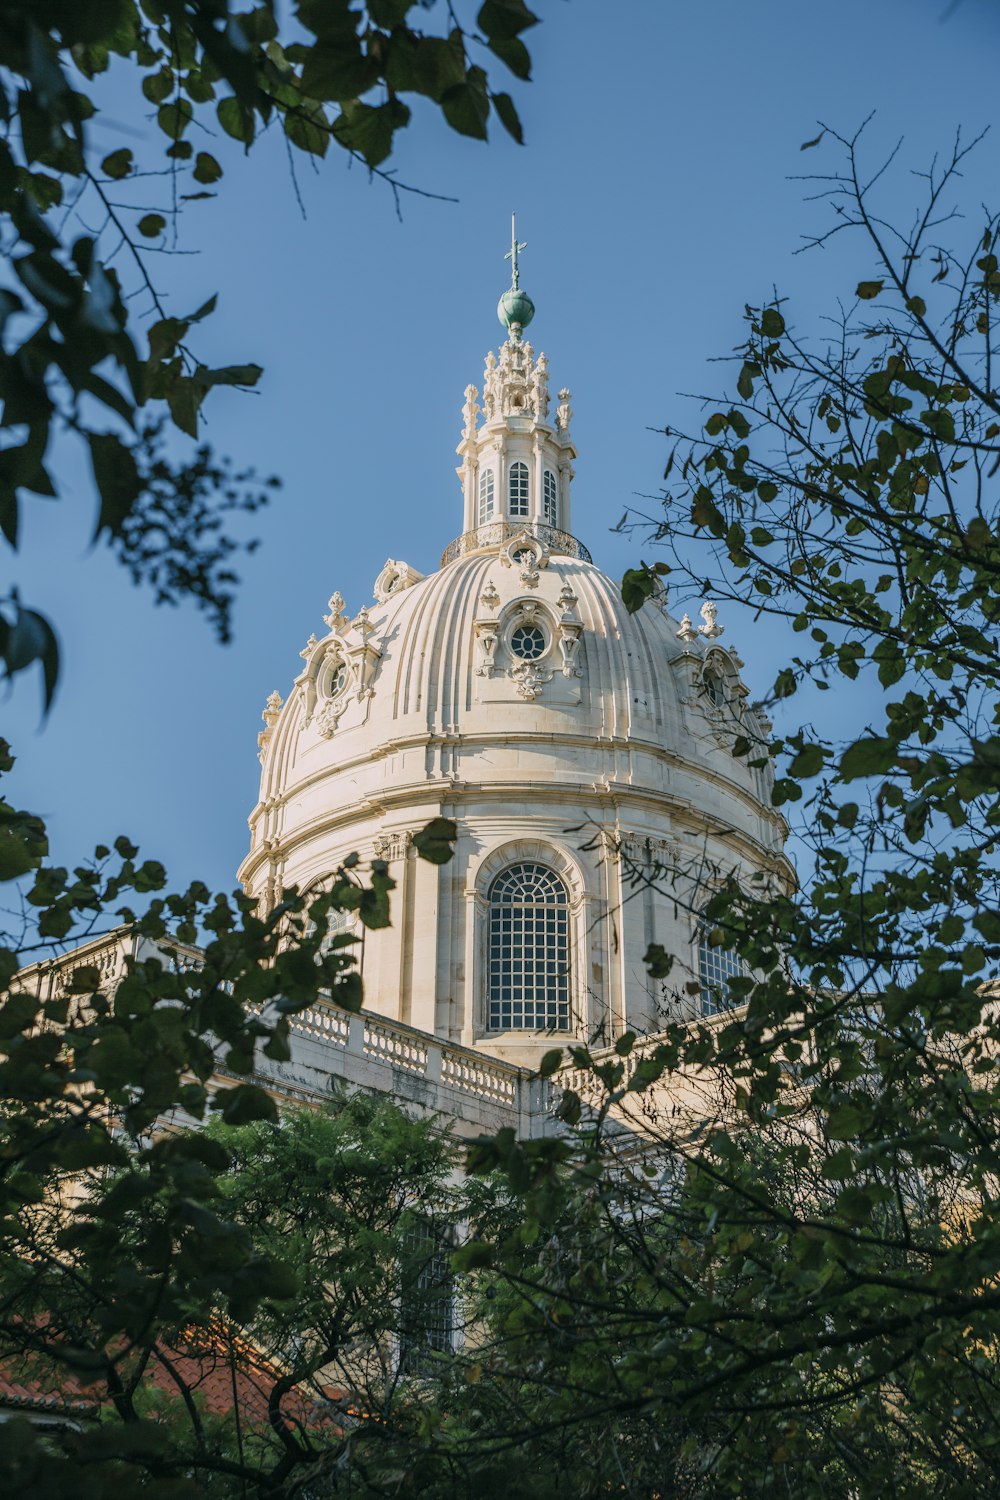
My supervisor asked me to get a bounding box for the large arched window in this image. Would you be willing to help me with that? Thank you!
[478,467,495,525]
[698,915,746,1017]
[508,460,529,518]
[488,863,570,1030]
[542,468,558,526]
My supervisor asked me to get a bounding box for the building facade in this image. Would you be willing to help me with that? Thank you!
[237,246,791,1091]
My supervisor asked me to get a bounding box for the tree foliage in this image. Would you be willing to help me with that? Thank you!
[0,0,539,706]
[462,126,1000,1495]
[0,744,457,1493]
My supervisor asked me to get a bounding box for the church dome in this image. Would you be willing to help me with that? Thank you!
[239,247,790,1068]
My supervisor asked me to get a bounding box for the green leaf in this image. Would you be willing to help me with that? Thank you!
[218,95,254,144]
[196,363,263,388]
[88,432,140,536]
[137,213,166,237]
[487,35,531,79]
[491,91,523,144]
[193,151,223,184]
[644,943,673,979]
[333,99,408,166]
[621,565,661,614]
[157,98,192,139]
[285,105,330,157]
[856,280,884,300]
[101,147,133,179]
[0,801,48,880]
[1,604,59,711]
[412,817,457,865]
[214,1084,278,1125]
[478,0,540,39]
[787,742,826,779]
[441,69,490,141]
[369,0,411,23]
[142,67,174,104]
[760,307,785,338]
[300,43,378,101]
[537,1048,563,1078]
[839,736,897,780]
[390,32,463,101]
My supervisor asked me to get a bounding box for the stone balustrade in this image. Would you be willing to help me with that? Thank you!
[440,520,592,567]
[272,996,545,1135]
[12,928,556,1139]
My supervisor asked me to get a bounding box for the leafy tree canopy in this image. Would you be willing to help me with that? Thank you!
[0,0,538,707]
[462,125,1000,1496]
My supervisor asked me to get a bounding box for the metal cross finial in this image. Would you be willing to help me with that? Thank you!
[504,212,527,290]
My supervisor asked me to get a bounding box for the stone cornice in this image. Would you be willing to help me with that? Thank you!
[248,726,784,826]
[238,776,792,891]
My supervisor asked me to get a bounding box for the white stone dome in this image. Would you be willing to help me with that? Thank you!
[239,318,790,1068]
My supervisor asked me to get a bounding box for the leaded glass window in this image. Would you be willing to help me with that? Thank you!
[698,917,745,1016]
[398,1217,454,1375]
[543,468,558,526]
[478,467,495,525]
[510,624,546,661]
[508,460,529,518]
[488,863,570,1031]
[304,900,355,956]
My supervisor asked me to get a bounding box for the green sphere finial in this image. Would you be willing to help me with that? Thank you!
[499,212,534,336]
[498,286,535,333]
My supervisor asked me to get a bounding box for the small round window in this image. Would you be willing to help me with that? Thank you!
[510,624,546,661]
[329,662,348,697]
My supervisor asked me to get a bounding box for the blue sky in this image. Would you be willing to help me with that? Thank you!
[5,0,1000,898]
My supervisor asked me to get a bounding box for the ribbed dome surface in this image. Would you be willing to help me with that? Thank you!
[246,538,780,884]
[372,552,679,739]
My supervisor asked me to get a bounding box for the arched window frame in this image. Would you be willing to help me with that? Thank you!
[325,655,349,700]
[542,468,559,527]
[478,467,495,525]
[696,911,747,1017]
[487,862,570,1031]
[466,840,587,1041]
[508,460,530,519]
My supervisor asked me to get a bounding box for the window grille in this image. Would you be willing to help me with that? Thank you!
[508,460,529,518]
[328,661,347,698]
[510,624,546,661]
[319,905,354,956]
[478,467,495,525]
[488,862,570,1030]
[698,917,745,1016]
[304,901,355,955]
[543,469,558,526]
[398,1217,454,1375]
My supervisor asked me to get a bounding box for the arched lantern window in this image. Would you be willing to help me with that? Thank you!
[543,469,558,526]
[508,460,529,518]
[478,468,495,525]
[488,862,570,1030]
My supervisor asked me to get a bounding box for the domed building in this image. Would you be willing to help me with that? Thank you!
[237,234,791,1088]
